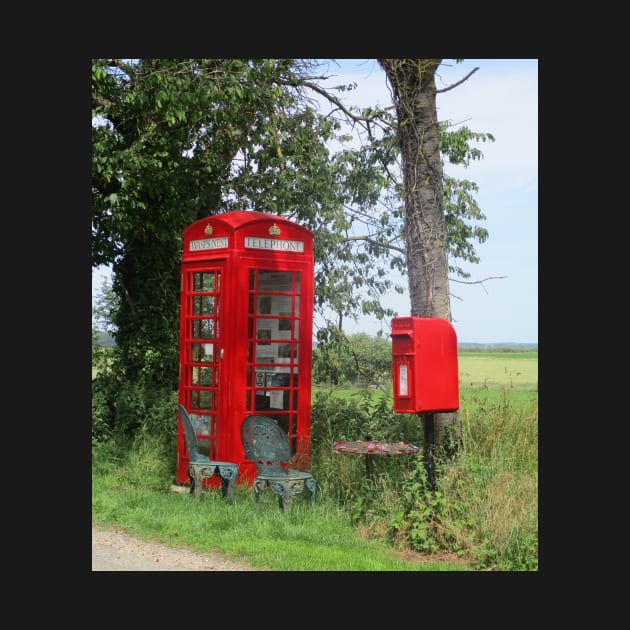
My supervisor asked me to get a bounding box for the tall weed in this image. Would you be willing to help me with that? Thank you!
[93,366,538,570]
[310,386,538,570]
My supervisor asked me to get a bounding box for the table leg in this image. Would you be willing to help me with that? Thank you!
[365,454,374,479]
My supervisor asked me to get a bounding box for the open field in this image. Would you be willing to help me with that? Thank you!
[457,352,537,391]
[94,349,539,396]
[312,351,538,410]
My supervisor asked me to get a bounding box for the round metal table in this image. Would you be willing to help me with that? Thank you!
[332,440,420,478]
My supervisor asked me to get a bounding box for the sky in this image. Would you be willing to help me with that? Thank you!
[316,59,538,344]
[92,59,538,344]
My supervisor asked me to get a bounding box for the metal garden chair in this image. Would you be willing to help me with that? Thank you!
[178,404,239,499]
[240,414,316,511]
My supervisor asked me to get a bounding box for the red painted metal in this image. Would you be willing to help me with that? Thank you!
[391,316,459,413]
[177,211,314,488]
[332,440,419,455]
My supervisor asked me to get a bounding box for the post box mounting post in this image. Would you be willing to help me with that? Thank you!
[422,412,436,492]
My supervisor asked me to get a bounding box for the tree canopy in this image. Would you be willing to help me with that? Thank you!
[92,58,493,437]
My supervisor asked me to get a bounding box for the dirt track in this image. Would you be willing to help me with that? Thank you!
[92,525,470,571]
[92,525,258,571]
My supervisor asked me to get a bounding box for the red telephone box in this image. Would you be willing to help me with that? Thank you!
[176,210,315,487]
[391,316,460,413]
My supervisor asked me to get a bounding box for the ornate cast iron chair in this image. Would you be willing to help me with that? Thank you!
[241,414,316,511]
[178,405,239,500]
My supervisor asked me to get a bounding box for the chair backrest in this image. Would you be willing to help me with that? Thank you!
[241,415,292,475]
[179,404,201,459]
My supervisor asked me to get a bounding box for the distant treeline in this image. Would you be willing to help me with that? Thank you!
[458,343,538,352]
[92,330,536,352]
[93,331,116,348]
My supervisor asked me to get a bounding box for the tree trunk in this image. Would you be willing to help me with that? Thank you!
[379,59,460,446]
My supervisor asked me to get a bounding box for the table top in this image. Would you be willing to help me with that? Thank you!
[332,440,419,456]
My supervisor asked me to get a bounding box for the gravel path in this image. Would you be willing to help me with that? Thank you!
[92,525,469,571]
[92,525,258,571]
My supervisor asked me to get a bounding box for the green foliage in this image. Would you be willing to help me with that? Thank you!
[93,431,176,494]
[391,392,538,570]
[308,378,537,571]
[92,58,495,440]
[93,367,537,571]
[92,435,465,571]
[92,364,179,445]
[312,331,393,386]
[310,388,423,448]
[438,122,494,278]
[394,459,447,553]
[91,61,517,568]
[309,388,425,520]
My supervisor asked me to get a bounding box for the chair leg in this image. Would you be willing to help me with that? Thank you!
[218,464,238,500]
[253,479,266,512]
[220,476,228,499]
[189,466,202,500]
[220,475,236,500]
[283,481,294,511]
[269,480,293,511]
[306,477,316,507]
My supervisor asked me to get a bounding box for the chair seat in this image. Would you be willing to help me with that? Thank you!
[189,455,237,467]
[187,461,239,499]
[255,469,312,481]
[252,471,316,510]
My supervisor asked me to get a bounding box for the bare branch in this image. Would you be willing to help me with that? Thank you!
[449,275,507,298]
[449,275,506,284]
[340,234,406,255]
[280,76,393,128]
[436,67,480,94]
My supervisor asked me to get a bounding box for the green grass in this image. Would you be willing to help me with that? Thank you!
[457,352,537,391]
[92,447,468,571]
[93,350,537,571]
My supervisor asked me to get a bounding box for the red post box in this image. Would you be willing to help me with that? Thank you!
[391,316,459,413]
[176,210,314,488]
